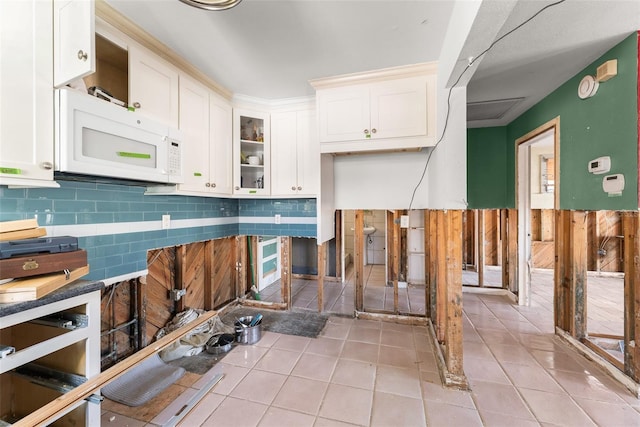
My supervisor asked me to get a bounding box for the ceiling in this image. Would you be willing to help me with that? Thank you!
[104,0,639,127]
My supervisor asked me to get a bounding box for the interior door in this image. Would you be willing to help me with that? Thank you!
[257,236,281,291]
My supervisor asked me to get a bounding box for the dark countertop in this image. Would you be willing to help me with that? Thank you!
[0,279,104,318]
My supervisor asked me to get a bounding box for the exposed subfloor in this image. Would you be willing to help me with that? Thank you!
[101,269,639,426]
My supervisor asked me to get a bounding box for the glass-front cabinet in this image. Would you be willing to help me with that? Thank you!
[233,108,270,196]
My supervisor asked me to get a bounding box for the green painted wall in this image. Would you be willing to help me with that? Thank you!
[506,33,638,210]
[467,127,509,208]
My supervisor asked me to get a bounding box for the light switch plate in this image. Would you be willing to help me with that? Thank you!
[162,214,171,229]
[274,214,281,224]
[400,215,409,228]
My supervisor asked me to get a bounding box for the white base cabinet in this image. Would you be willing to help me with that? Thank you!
[271,109,319,197]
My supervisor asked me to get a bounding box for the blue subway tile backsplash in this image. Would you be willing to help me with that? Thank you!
[0,181,317,282]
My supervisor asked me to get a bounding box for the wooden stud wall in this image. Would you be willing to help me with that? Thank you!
[355,210,364,312]
[281,236,292,310]
[623,212,640,382]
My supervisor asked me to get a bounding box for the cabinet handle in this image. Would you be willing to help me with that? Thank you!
[205,183,211,187]
[363,129,370,135]
[297,186,302,191]
[40,162,53,170]
[77,50,88,61]
[371,128,377,134]
[291,186,296,191]
[235,186,240,190]
[133,102,141,109]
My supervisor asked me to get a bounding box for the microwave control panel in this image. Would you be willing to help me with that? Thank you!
[167,138,182,176]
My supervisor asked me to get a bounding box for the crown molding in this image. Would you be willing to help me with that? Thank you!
[309,62,438,90]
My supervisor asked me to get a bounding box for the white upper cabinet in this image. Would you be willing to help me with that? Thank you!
[0,0,58,187]
[312,63,437,154]
[209,94,233,195]
[129,44,179,128]
[233,108,270,196]
[54,0,95,87]
[271,109,319,197]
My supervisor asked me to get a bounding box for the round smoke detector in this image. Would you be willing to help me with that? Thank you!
[578,75,599,99]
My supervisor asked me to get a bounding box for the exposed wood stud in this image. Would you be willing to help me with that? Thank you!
[495,210,502,264]
[204,240,214,310]
[393,210,401,314]
[435,210,447,342]
[570,210,588,339]
[355,210,365,312]
[318,242,326,312]
[623,212,640,381]
[444,210,464,377]
[136,277,146,349]
[424,209,431,317]
[428,209,438,324]
[175,245,186,313]
[335,210,342,280]
[281,236,292,310]
[237,236,247,299]
[555,209,568,331]
[504,209,518,292]
[477,210,485,287]
[500,209,508,287]
[387,210,395,287]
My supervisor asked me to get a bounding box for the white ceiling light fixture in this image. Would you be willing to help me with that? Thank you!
[178,0,241,11]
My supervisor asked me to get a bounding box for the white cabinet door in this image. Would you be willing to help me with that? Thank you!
[129,45,179,128]
[178,75,210,193]
[209,94,233,195]
[53,0,95,87]
[296,110,319,196]
[0,0,56,186]
[271,111,298,196]
[317,86,369,143]
[233,108,270,196]
[370,77,427,140]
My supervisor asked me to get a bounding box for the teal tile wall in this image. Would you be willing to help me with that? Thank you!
[0,182,317,281]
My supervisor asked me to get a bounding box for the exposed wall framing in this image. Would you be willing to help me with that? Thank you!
[623,211,640,382]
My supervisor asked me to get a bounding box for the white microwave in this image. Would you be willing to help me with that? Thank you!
[55,88,183,184]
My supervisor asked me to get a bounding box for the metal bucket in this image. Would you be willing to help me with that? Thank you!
[235,316,262,345]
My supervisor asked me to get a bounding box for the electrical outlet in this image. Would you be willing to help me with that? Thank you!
[162,214,171,229]
[400,215,409,228]
[274,214,281,224]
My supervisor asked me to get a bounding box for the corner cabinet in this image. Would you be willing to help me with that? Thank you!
[233,109,270,196]
[0,288,102,425]
[311,63,437,154]
[271,109,319,197]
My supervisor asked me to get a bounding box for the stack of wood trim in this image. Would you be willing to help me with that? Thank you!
[0,217,46,241]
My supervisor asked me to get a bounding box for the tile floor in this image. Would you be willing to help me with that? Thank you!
[102,268,638,426]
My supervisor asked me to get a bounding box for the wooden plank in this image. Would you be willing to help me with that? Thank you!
[435,210,446,342]
[428,209,438,325]
[182,242,205,310]
[393,210,400,313]
[570,210,588,339]
[387,210,395,286]
[237,236,247,299]
[17,310,219,427]
[240,299,288,310]
[555,210,568,331]
[532,241,555,269]
[318,242,326,312]
[531,209,542,241]
[0,217,38,233]
[213,237,235,308]
[587,211,599,272]
[444,210,464,377]
[495,210,502,265]
[541,209,554,242]
[424,209,431,318]
[0,227,46,242]
[204,240,214,310]
[356,311,428,326]
[281,236,292,310]
[335,210,342,280]
[500,209,508,283]
[623,212,640,381]
[354,210,364,312]
[175,245,186,313]
[477,209,485,287]
[0,265,90,303]
[145,247,175,344]
[506,209,518,293]
[136,277,146,349]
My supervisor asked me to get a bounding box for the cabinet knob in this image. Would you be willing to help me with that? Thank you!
[133,102,141,109]
[297,186,302,191]
[205,183,211,187]
[371,128,377,134]
[77,50,88,61]
[235,186,240,190]
[211,183,216,188]
[40,162,53,170]
[291,186,296,191]
[363,129,370,135]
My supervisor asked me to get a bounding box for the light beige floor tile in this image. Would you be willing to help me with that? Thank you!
[422,381,476,409]
[489,343,539,366]
[462,341,495,360]
[470,381,535,420]
[477,328,520,346]
[320,323,351,340]
[416,350,438,373]
[424,400,483,427]
[100,412,146,427]
[500,361,563,393]
[381,321,414,333]
[370,391,426,427]
[306,337,345,358]
[354,319,382,330]
[291,353,338,382]
[340,341,379,364]
[519,388,596,426]
[258,407,315,427]
[254,347,301,375]
[378,345,418,369]
[380,329,415,348]
[254,331,282,348]
[574,396,640,427]
[547,369,626,403]
[331,358,377,390]
[477,410,540,427]
[222,345,268,369]
[530,349,592,374]
[202,396,268,427]
[229,370,287,405]
[199,363,250,395]
[177,392,225,426]
[327,316,354,326]
[314,417,360,427]
[374,365,422,399]
[420,369,441,384]
[318,383,373,426]
[464,356,511,385]
[272,334,311,352]
[347,325,381,344]
[272,376,329,415]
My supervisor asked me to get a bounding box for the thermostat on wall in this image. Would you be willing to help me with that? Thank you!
[602,173,624,196]
[588,156,611,174]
